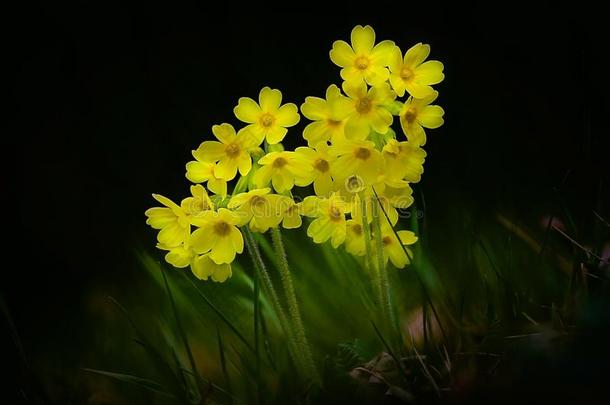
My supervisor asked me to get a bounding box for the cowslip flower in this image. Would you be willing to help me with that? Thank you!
[375,224,418,268]
[329,25,395,87]
[329,139,384,186]
[253,151,310,193]
[381,139,426,185]
[185,153,228,197]
[145,194,190,248]
[191,253,232,283]
[181,184,215,220]
[345,218,366,256]
[380,183,415,213]
[343,81,396,140]
[294,142,336,197]
[228,188,286,232]
[300,84,352,146]
[280,198,303,229]
[234,87,300,144]
[352,189,399,227]
[190,208,244,264]
[388,43,444,98]
[399,91,444,146]
[195,123,258,180]
[302,193,349,247]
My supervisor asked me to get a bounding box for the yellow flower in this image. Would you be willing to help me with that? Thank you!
[399,91,444,146]
[302,193,349,248]
[330,25,395,87]
[300,84,352,146]
[329,139,384,186]
[157,243,193,268]
[294,142,336,197]
[195,123,258,181]
[343,81,396,140]
[375,224,418,269]
[382,183,415,212]
[190,208,244,264]
[388,43,444,98]
[352,189,399,226]
[145,194,190,248]
[180,184,215,219]
[280,198,303,229]
[253,151,310,193]
[345,218,366,256]
[381,139,426,185]
[185,152,228,197]
[228,188,286,232]
[191,253,232,283]
[234,87,300,144]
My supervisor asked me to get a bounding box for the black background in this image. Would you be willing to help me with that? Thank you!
[4,1,607,401]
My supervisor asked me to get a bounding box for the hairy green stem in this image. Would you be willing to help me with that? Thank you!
[371,199,394,334]
[359,192,384,316]
[270,227,319,383]
[242,227,305,375]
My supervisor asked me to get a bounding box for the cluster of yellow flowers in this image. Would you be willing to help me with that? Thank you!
[146,25,444,282]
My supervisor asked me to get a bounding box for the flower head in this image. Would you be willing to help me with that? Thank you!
[191,253,232,283]
[329,139,384,186]
[388,43,444,98]
[345,218,366,256]
[234,87,300,144]
[399,91,444,146]
[294,142,336,197]
[186,153,228,197]
[145,193,191,248]
[330,25,395,87]
[228,188,286,232]
[381,139,427,185]
[195,123,258,181]
[190,208,244,264]
[280,198,303,229]
[343,81,396,140]
[300,84,352,146]
[253,151,310,193]
[375,224,418,269]
[302,193,349,248]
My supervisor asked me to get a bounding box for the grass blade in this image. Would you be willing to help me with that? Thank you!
[82,368,176,399]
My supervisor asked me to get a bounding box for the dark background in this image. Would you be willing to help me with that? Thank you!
[4,1,607,401]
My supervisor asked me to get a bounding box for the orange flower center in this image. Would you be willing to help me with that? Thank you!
[327,119,342,127]
[355,97,372,114]
[272,157,287,168]
[354,147,371,160]
[260,113,275,128]
[225,143,241,158]
[329,206,343,222]
[354,56,370,70]
[314,158,330,173]
[403,107,417,123]
[351,223,363,235]
[400,66,414,81]
[382,236,393,245]
[214,221,231,237]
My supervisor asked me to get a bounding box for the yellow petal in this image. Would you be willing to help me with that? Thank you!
[211,262,232,282]
[405,81,434,99]
[185,161,214,183]
[418,105,445,129]
[344,115,370,141]
[271,169,293,193]
[259,87,282,112]
[212,123,236,144]
[370,40,396,65]
[164,246,192,268]
[364,66,390,87]
[351,25,375,54]
[314,173,334,197]
[214,158,238,180]
[210,235,236,264]
[301,96,327,120]
[190,225,215,254]
[329,40,355,67]
[276,103,300,127]
[307,217,333,244]
[265,126,288,144]
[158,222,187,247]
[191,254,213,280]
[253,165,273,189]
[207,177,227,197]
[197,141,225,162]
[145,207,175,229]
[389,74,406,97]
[237,155,252,176]
[397,230,418,245]
[387,46,403,72]
[369,109,393,134]
[230,227,244,254]
[415,60,444,85]
[404,43,430,68]
[234,97,261,123]
[303,121,330,146]
[387,242,408,268]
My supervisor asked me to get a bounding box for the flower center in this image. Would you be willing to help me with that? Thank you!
[352,224,363,235]
[403,107,417,123]
[400,66,414,81]
[214,221,231,237]
[382,236,393,246]
[260,113,275,128]
[272,157,287,168]
[225,143,241,158]
[327,119,342,127]
[329,206,342,222]
[250,195,265,208]
[354,147,371,160]
[355,97,372,114]
[314,158,329,173]
[345,175,365,193]
[354,56,370,71]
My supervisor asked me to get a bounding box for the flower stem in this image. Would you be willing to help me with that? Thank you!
[242,227,305,374]
[371,198,394,335]
[270,227,319,384]
[359,192,384,318]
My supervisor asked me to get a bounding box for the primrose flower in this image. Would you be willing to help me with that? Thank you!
[374,224,418,269]
[352,190,399,226]
[195,123,258,181]
[280,198,303,229]
[145,194,190,248]
[381,139,426,185]
[190,208,244,264]
[228,188,286,232]
[399,91,444,146]
[253,151,310,193]
[234,87,300,144]
[300,84,352,146]
[345,219,366,256]
[180,184,215,220]
[157,242,193,269]
[186,152,228,197]
[294,142,336,197]
[330,25,395,87]
[302,193,349,248]
[329,139,384,186]
[343,81,396,140]
[388,43,444,98]
[382,183,415,212]
[191,253,232,283]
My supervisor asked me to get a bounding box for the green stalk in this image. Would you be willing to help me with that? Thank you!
[270,227,319,384]
[242,227,306,375]
[359,191,384,317]
[371,198,394,335]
